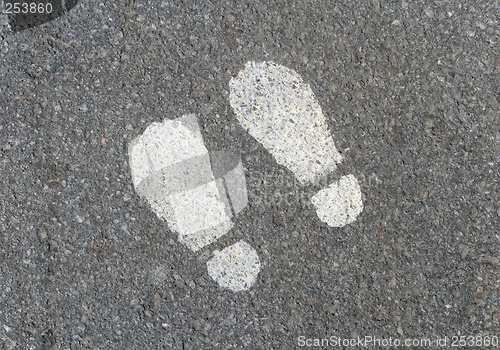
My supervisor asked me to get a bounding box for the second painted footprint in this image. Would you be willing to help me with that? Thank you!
[128,114,260,292]
[229,61,363,227]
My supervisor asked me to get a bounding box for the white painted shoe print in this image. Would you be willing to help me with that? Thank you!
[128,114,260,292]
[229,61,363,228]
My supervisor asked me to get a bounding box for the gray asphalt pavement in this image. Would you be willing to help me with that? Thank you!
[0,0,499,349]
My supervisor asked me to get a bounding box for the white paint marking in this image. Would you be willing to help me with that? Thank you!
[229,61,342,185]
[129,114,208,187]
[170,181,233,251]
[311,175,363,227]
[129,114,260,291]
[230,61,364,227]
[128,114,233,252]
[207,240,261,292]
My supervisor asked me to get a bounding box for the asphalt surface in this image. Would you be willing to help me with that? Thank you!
[0,0,499,349]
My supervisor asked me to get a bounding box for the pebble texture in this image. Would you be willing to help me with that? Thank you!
[311,174,363,227]
[207,240,261,292]
[0,0,499,348]
[229,61,343,185]
[128,114,233,251]
[0,0,10,34]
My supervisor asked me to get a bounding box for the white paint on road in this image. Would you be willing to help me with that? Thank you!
[311,175,363,227]
[128,114,207,187]
[229,61,342,185]
[207,240,261,292]
[128,114,233,252]
[230,61,363,227]
[169,181,234,251]
[129,114,260,291]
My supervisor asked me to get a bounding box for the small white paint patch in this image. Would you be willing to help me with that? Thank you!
[311,175,363,228]
[128,114,234,252]
[207,240,261,292]
[229,61,342,185]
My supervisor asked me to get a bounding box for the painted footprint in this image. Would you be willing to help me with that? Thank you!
[229,61,363,227]
[128,114,260,292]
